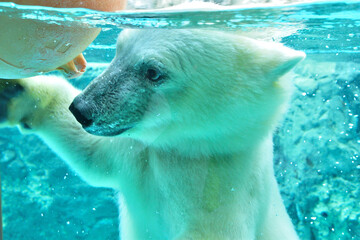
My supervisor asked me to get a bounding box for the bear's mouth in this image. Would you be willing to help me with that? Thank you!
[83,124,132,137]
[69,97,134,136]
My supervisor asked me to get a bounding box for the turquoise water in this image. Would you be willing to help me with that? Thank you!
[0,1,359,239]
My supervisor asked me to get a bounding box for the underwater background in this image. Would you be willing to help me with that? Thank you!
[0,0,359,239]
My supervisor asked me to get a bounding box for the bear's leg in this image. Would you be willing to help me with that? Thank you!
[0,77,129,188]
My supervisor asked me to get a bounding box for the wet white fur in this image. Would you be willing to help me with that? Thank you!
[5,29,304,239]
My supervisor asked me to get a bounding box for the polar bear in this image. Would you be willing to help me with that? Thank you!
[0,29,304,240]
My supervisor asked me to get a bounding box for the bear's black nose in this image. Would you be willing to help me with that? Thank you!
[69,96,94,128]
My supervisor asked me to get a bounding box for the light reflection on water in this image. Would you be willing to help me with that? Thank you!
[0,1,359,48]
[3,1,356,62]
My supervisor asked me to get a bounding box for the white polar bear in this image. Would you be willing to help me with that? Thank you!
[0,29,304,240]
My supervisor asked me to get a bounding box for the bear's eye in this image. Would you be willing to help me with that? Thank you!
[146,68,162,82]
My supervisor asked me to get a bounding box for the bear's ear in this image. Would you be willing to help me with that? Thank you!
[269,47,305,78]
[116,29,134,56]
[257,41,306,78]
[239,37,306,79]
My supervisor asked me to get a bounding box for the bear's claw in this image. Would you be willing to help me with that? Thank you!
[0,81,24,122]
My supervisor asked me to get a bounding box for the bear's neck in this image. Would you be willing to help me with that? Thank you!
[118,135,276,240]
[144,130,273,158]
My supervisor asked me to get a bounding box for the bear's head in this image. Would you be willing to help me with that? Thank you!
[70,29,304,152]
